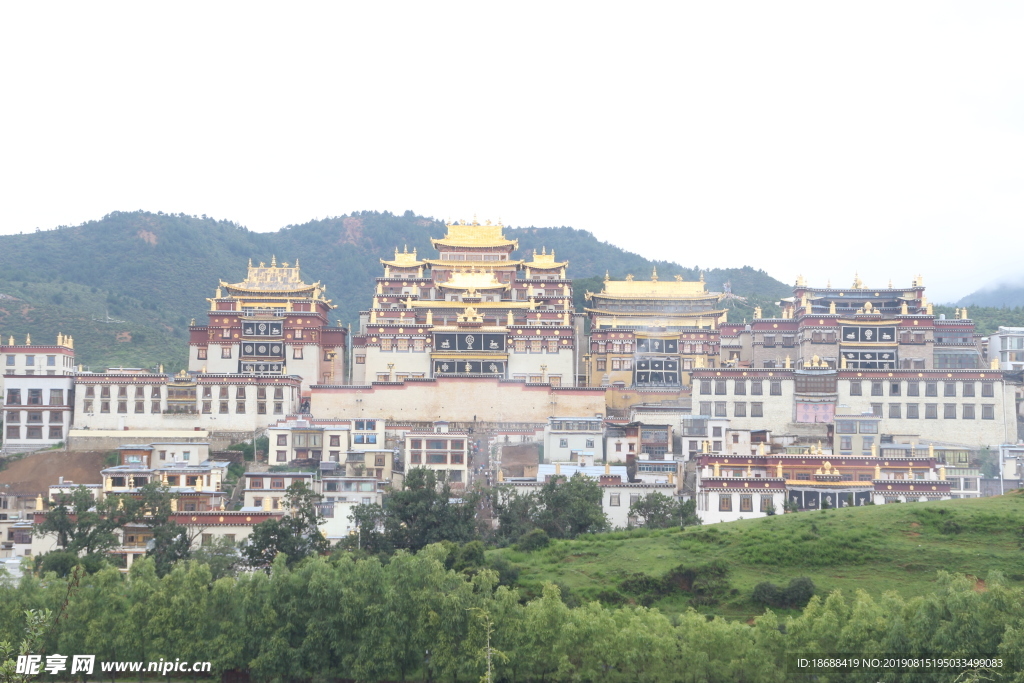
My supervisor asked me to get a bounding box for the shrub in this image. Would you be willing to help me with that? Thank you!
[516,528,550,552]
[486,554,520,587]
[752,581,784,606]
[751,577,816,609]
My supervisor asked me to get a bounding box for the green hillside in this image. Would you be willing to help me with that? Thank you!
[491,493,1024,620]
[957,281,1024,309]
[0,211,791,369]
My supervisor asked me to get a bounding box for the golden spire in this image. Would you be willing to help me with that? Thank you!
[827,278,831,288]
[888,278,893,288]
[699,271,705,283]
[248,258,252,267]
[604,270,610,282]
[271,255,277,267]
[651,266,658,282]
[25,333,30,345]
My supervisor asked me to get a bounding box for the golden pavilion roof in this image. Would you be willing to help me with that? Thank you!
[588,270,719,300]
[525,248,567,269]
[381,246,424,267]
[438,269,509,290]
[431,219,518,249]
[220,257,319,295]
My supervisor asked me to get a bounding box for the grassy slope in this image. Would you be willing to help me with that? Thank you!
[490,493,1024,620]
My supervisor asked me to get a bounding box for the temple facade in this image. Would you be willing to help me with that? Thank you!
[721,274,979,371]
[349,219,582,386]
[689,275,1016,451]
[1,334,77,454]
[694,441,958,524]
[583,271,725,393]
[188,258,346,392]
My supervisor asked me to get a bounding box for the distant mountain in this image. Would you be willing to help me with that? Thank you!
[956,280,1024,308]
[0,211,791,370]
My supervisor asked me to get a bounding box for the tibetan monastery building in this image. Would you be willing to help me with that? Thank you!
[188,258,347,392]
[349,219,584,387]
[583,270,725,404]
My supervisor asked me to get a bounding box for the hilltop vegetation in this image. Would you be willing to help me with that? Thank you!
[957,280,1024,309]
[0,211,790,369]
[491,493,1024,620]
[934,304,1024,336]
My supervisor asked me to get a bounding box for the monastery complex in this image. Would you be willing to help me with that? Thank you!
[2,217,1023,559]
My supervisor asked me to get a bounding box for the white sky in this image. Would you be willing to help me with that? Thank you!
[1,2,1022,302]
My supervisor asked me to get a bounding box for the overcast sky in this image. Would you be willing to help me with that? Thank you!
[1,2,1022,302]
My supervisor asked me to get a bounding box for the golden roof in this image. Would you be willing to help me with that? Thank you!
[439,269,508,290]
[381,246,423,267]
[431,218,517,249]
[526,248,567,269]
[590,272,713,299]
[222,257,318,294]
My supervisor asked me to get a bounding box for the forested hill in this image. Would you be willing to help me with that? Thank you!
[956,281,1024,309]
[0,211,790,370]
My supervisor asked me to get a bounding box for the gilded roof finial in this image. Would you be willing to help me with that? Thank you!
[25,333,30,345]
[853,272,863,289]
[294,257,299,268]
[827,278,831,288]
[248,258,252,268]
[271,255,277,267]
[888,277,893,288]
[625,274,634,281]
[651,266,658,282]
[674,274,682,282]
[699,271,705,283]
[604,270,610,282]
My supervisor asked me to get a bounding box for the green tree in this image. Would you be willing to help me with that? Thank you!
[629,492,701,529]
[492,486,540,545]
[344,468,480,555]
[242,482,329,568]
[34,486,120,555]
[534,473,608,538]
[191,537,241,580]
